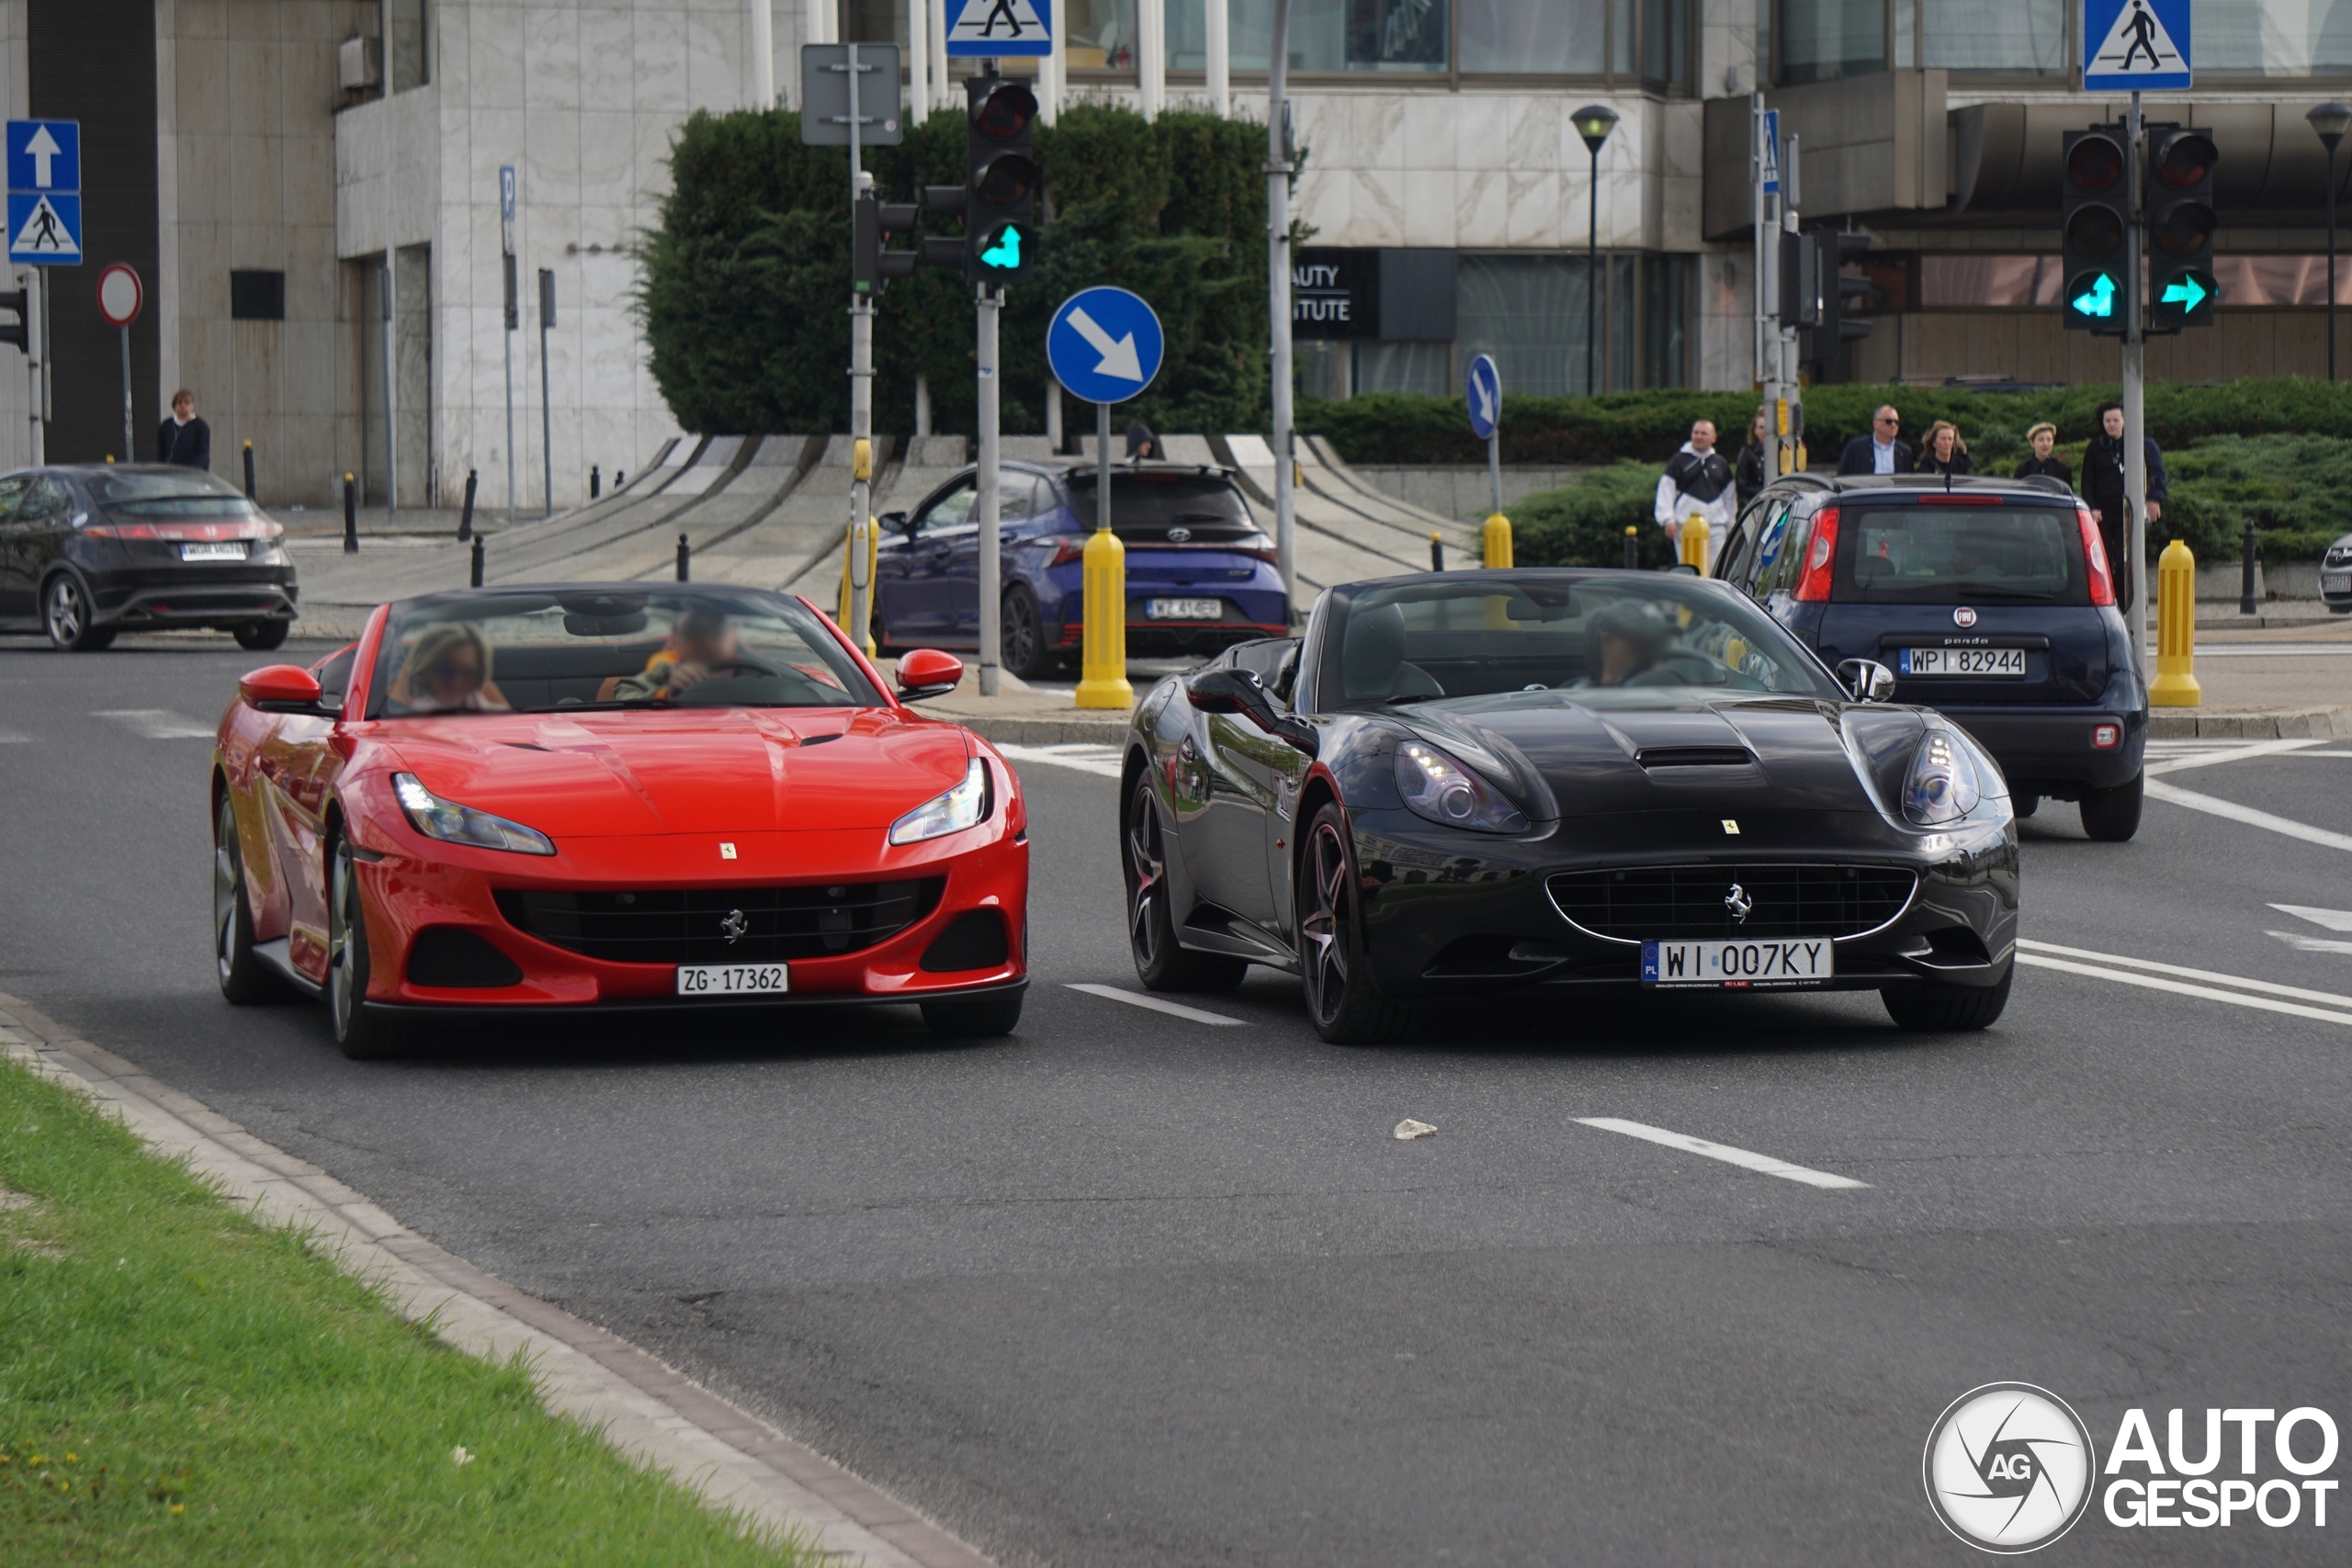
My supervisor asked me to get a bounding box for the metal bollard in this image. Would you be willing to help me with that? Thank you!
[614,469,625,489]
[242,440,255,499]
[343,473,357,553]
[1072,521,1132,709]
[1623,525,1639,570]
[2240,520,2258,615]
[1482,512,1513,569]
[2150,537,2202,706]
[1429,532,1444,571]
[469,536,485,588]
[1679,513,1710,572]
[676,533,691,582]
[458,469,478,543]
[590,465,601,500]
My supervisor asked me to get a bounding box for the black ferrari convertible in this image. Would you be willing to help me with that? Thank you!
[1118,569,2018,1043]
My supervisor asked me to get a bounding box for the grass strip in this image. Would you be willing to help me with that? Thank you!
[0,1052,811,1565]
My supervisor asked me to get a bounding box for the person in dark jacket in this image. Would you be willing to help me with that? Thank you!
[2015,422,2072,486]
[2080,400,2165,605]
[1836,404,1911,475]
[1124,422,1159,462]
[157,389,211,469]
[1912,420,1973,478]
[1733,405,1770,506]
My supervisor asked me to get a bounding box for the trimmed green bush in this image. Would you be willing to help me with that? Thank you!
[1510,460,1680,570]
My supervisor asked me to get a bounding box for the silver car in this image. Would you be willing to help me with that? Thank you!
[2324,532,2352,614]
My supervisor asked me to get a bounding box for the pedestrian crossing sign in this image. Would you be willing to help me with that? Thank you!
[945,0,1053,58]
[2083,0,2191,92]
[7,190,80,265]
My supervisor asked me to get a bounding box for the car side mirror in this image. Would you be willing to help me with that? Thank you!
[882,511,913,536]
[239,663,324,713]
[1838,658,1897,703]
[1665,561,1702,576]
[1185,668,1317,757]
[895,647,964,702]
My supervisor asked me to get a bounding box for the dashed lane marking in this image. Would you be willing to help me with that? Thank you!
[1574,1117,1871,1190]
[2017,937,2352,1010]
[94,708,216,740]
[2143,777,2352,853]
[1064,982,1248,1026]
[0,728,28,743]
[2145,738,2324,774]
[2015,941,2352,1029]
[993,741,1124,779]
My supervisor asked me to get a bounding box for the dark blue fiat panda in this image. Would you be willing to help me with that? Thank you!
[1714,473,2147,840]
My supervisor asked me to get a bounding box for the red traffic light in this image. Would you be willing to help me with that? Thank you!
[975,82,1037,141]
[2065,133,2125,192]
[2152,129,2219,190]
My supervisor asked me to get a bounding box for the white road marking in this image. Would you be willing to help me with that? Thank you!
[95,708,216,740]
[2271,904,2352,932]
[2267,930,2352,955]
[2018,953,2352,1027]
[2145,738,2324,774]
[2283,750,2352,759]
[2017,937,2352,1010]
[2143,778,2352,852]
[2150,643,2352,657]
[1574,1117,1870,1190]
[1064,982,1248,1026]
[994,741,1124,779]
[0,728,28,743]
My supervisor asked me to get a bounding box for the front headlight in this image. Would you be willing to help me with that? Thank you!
[888,758,991,846]
[391,773,556,855]
[1902,732,1983,827]
[1395,741,1529,834]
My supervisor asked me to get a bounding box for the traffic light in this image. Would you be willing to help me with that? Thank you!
[2062,125,2130,336]
[1808,228,1874,366]
[963,73,1038,284]
[0,288,25,354]
[853,191,920,297]
[1778,227,1819,333]
[2145,124,2218,332]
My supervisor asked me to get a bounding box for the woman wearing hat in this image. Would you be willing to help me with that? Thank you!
[2015,423,2072,486]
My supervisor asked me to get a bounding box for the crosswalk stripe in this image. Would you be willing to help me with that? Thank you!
[94,709,217,740]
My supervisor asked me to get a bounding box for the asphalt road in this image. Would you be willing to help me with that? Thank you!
[4,633,2349,1565]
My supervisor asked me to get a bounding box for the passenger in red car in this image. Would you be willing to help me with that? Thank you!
[391,622,509,712]
[599,606,738,701]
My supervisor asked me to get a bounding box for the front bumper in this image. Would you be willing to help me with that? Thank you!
[1345,804,2019,1001]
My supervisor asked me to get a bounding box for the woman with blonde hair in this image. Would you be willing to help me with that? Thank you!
[2015,421,2071,485]
[390,621,509,713]
[1912,419,1973,478]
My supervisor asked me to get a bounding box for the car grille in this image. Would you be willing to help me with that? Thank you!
[1546,864,1917,942]
[494,879,944,964]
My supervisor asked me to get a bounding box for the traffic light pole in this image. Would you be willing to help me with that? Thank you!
[2124,92,2150,685]
[976,281,1001,695]
[1267,0,1296,613]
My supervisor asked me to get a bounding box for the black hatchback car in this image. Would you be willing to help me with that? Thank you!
[0,465,298,651]
[1714,473,2147,840]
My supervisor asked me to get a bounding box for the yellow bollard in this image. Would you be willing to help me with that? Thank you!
[834,519,879,655]
[2149,537,2202,706]
[1679,513,1711,572]
[1072,521,1133,709]
[1482,512,1513,569]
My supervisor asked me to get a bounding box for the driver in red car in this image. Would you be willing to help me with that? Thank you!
[600,606,738,701]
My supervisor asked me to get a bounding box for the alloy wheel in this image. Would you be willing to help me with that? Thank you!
[1125,784,1167,969]
[1302,818,1351,1026]
[45,577,86,646]
[214,798,242,984]
[328,843,358,1035]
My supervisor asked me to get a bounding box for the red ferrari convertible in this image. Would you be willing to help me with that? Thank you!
[210,585,1027,1057]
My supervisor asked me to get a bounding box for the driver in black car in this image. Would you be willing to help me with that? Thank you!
[1583,601,1676,686]
[602,607,741,701]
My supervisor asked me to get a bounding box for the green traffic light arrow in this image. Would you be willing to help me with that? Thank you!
[2161,275,2209,311]
[2071,273,2117,319]
[981,226,1023,270]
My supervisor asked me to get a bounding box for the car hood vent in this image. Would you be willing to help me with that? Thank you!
[1635,746,1755,769]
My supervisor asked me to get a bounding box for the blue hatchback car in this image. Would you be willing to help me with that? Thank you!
[1715,472,2149,840]
[873,460,1290,679]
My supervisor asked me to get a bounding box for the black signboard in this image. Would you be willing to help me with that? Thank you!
[1294,247,1377,340]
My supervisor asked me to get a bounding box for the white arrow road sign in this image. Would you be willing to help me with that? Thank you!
[1067,307,1143,382]
[23,125,60,187]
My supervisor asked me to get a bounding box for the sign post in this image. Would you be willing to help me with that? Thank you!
[10,118,82,466]
[96,264,141,462]
[500,164,517,523]
[1048,286,1164,710]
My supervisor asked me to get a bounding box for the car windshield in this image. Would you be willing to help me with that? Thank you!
[1063,470,1259,542]
[1835,503,2088,605]
[1323,574,1840,710]
[88,468,261,519]
[364,589,886,716]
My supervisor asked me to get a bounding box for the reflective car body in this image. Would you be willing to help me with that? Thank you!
[0,464,298,650]
[2323,531,2351,613]
[1120,569,2019,1043]
[875,459,1288,675]
[211,585,1026,1055]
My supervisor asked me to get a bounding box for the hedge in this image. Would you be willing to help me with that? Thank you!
[638,101,1274,438]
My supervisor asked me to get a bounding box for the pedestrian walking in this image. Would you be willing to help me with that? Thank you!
[1837,404,1911,475]
[1653,419,1735,568]
[2081,400,2165,606]
[1734,405,1770,506]
[1124,421,1159,462]
[157,388,211,470]
[1912,420,1973,478]
[2015,422,2072,486]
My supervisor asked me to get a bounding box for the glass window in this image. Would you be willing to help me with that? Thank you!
[1064,471,1261,541]
[1923,0,2064,72]
[1067,0,1141,69]
[915,478,977,531]
[2198,0,2352,74]
[1168,0,1446,73]
[1461,0,1605,73]
[1351,340,1452,395]
[1642,253,1692,388]
[1777,0,1884,83]
[1459,254,1593,398]
[1835,504,2088,607]
[86,468,259,517]
[0,475,31,519]
[1641,0,1689,85]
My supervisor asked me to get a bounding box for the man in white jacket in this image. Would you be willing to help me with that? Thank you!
[1653,420,1736,570]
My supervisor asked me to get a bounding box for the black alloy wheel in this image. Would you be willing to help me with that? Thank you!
[1296,802,1410,1044]
[1001,584,1056,680]
[327,837,402,1059]
[1882,964,2014,1032]
[235,620,290,651]
[2078,770,2143,841]
[1124,773,1246,991]
[214,793,278,1003]
[43,574,113,651]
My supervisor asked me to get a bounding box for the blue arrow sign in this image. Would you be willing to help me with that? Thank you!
[7,190,80,265]
[6,118,79,193]
[946,0,1054,58]
[1047,287,1163,406]
[2161,275,2209,310]
[2070,272,2117,320]
[1464,354,1501,441]
[2084,0,2191,92]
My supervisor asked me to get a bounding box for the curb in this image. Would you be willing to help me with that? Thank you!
[2147,705,2352,739]
[957,714,1129,745]
[0,992,990,1568]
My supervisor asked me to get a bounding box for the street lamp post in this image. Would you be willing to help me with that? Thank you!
[2308,103,2351,383]
[1571,105,1620,398]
